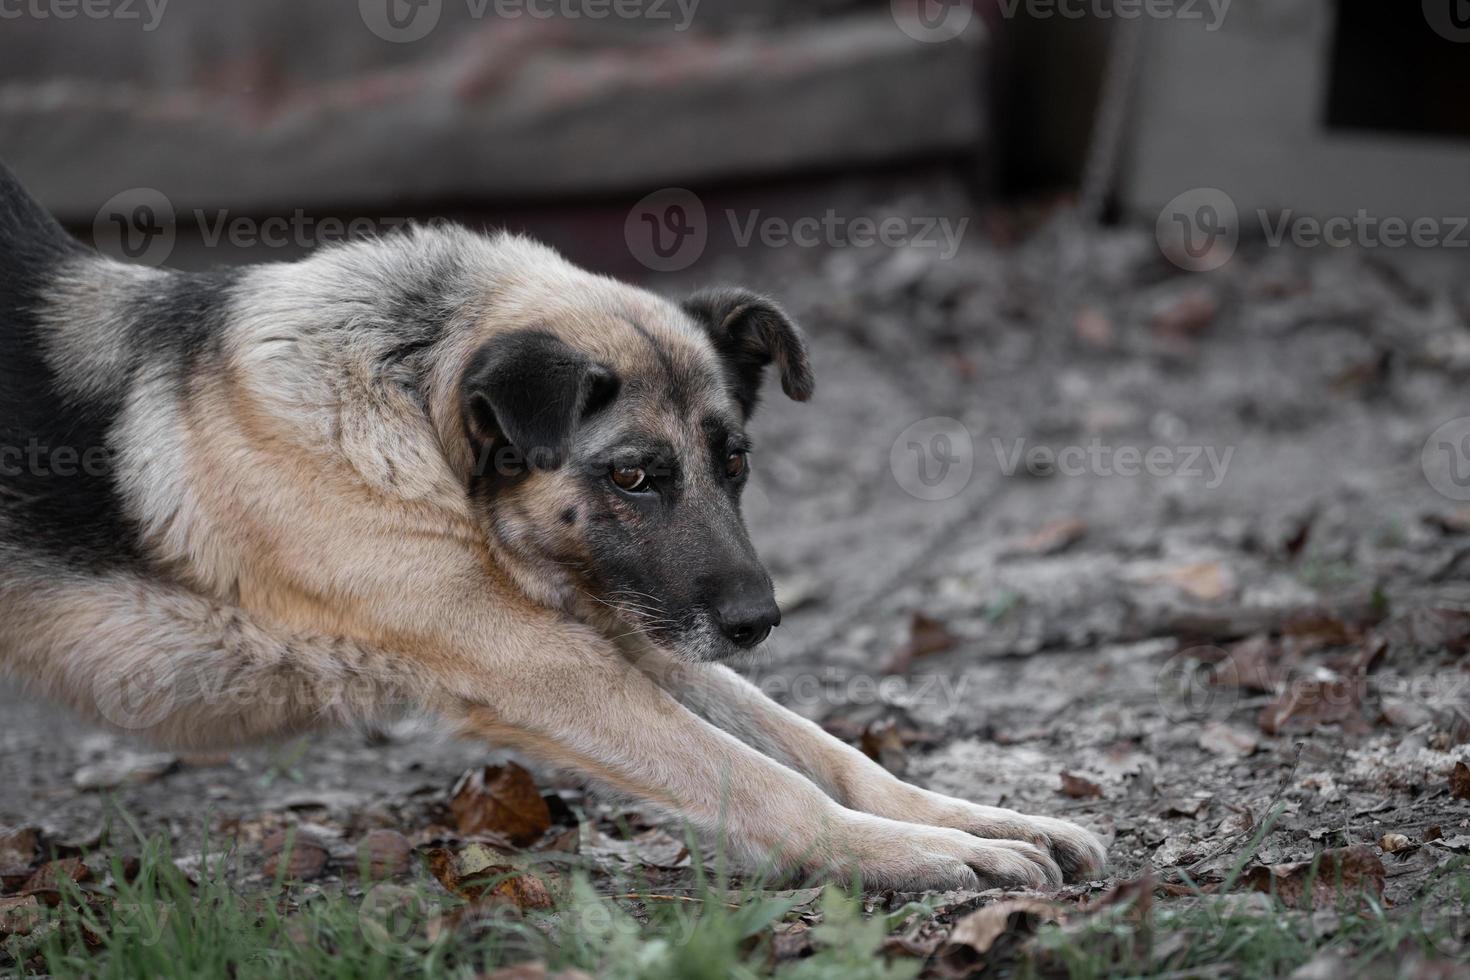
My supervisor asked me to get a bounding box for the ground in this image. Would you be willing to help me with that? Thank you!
[4,197,1470,977]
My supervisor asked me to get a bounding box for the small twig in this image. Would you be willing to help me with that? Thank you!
[607,892,742,910]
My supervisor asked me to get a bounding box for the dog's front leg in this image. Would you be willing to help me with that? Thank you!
[628,650,1106,881]
[439,615,1065,891]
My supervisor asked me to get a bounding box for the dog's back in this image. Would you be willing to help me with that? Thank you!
[0,163,135,569]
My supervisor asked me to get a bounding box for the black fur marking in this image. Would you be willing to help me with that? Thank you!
[125,267,242,382]
[560,506,578,526]
[683,288,815,418]
[0,161,135,567]
[461,330,620,476]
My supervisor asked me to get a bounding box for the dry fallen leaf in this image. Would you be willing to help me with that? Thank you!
[1151,287,1218,338]
[1197,721,1259,759]
[1240,844,1385,909]
[358,829,414,879]
[450,763,553,847]
[0,827,40,869]
[262,829,330,882]
[425,843,553,909]
[1258,677,1369,735]
[939,898,1062,970]
[1059,772,1104,800]
[580,826,690,869]
[861,720,909,777]
[1217,636,1286,693]
[1450,762,1470,801]
[1378,833,1414,855]
[1156,561,1233,602]
[0,895,42,938]
[883,612,959,675]
[1005,519,1088,559]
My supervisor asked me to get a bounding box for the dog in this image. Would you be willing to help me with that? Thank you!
[0,162,1105,891]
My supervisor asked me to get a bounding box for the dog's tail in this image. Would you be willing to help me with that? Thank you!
[0,158,82,263]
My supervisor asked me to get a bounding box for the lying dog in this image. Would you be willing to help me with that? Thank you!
[0,163,1105,890]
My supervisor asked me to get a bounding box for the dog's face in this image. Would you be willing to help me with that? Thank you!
[459,285,813,662]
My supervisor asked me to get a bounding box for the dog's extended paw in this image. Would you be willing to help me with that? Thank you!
[948,808,1107,883]
[870,791,1108,884]
[833,817,1063,892]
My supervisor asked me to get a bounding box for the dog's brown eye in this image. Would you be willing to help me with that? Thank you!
[611,465,650,493]
[725,451,747,479]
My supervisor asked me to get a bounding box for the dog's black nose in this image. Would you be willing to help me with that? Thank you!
[714,595,781,649]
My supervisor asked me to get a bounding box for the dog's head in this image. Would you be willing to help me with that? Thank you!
[457,275,813,662]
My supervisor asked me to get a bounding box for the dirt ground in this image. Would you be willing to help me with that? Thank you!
[4,196,1470,971]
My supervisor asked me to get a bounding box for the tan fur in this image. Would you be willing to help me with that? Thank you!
[0,231,1106,891]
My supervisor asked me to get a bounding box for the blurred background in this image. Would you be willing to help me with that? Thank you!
[6,0,1470,908]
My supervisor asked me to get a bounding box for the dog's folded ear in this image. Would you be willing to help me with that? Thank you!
[460,330,619,474]
[683,287,814,417]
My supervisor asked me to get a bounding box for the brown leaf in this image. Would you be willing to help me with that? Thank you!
[1378,833,1414,855]
[939,899,1062,970]
[1058,772,1103,800]
[1216,636,1285,693]
[426,844,553,909]
[1004,519,1088,559]
[1240,844,1385,909]
[262,829,330,882]
[883,612,959,675]
[1450,762,1470,801]
[0,827,40,868]
[21,858,91,896]
[1198,721,1259,759]
[1258,677,1368,735]
[0,895,41,938]
[1151,287,1218,338]
[1154,561,1233,602]
[450,763,552,847]
[358,829,414,879]
[861,720,909,777]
